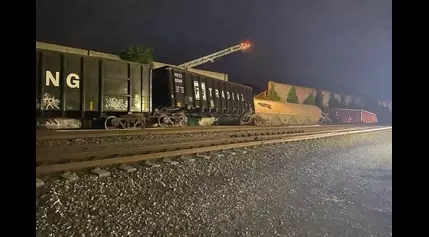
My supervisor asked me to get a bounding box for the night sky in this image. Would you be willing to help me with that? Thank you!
[36,0,392,100]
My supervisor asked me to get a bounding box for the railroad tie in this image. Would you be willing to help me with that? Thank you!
[61,172,79,182]
[91,168,111,177]
[236,149,248,154]
[163,158,179,165]
[179,156,196,162]
[196,154,211,159]
[223,151,237,156]
[144,161,161,168]
[213,153,225,158]
[119,165,137,173]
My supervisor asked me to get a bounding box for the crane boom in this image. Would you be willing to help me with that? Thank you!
[179,42,251,69]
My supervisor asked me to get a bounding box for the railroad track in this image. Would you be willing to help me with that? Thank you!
[36,126,390,176]
[36,124,354,141]
[36,126,361,162]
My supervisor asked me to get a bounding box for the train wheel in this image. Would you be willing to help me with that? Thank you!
[104,116,119,130]
[178,115,188,127]
[254,115,263,126]
[133,118,147,129]
[158,114,170,128]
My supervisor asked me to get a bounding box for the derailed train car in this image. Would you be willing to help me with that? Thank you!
[36,42,254,129]
[151,66,254,126]
[329,108,378,124]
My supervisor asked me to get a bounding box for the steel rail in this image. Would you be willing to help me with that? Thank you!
[36,126,390,176]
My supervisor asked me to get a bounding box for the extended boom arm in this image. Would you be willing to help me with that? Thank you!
[179,42,251,69]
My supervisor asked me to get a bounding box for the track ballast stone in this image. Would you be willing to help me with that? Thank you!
[36,128,307,148]
[36,131,234,148]
[36,130,392,237]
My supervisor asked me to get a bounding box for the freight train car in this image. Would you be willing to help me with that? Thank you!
[36,44,152,129]
[151,66,255,127]
[253,99,322,126]
[36,42,255,129]
[329,108,377,124]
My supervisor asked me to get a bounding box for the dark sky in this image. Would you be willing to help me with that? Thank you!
[36,0,392,100]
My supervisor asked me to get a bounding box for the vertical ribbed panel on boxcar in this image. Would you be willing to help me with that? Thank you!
[40,50,62,112]
[142,65,151,112]
[212,79,220,112]
[130,64,142,112]
[151,68,170,109]
[36,51,40,111]
[205,77,215,112]
[219,81,226,113]
[199,77,208,112]
[192,75,202,110]
[171,69,185,108]
[64,54,81,111]
[102,60,130,112]
[83,58,99,113]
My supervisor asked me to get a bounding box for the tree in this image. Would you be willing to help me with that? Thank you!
[267,84,281,101]
[120,45,154,68]
[340,95,348,108]
[328,91,340,108]
[286,86,299,104]
[303,93,316,105]
[347,99,363,109]
[315,90,325,109]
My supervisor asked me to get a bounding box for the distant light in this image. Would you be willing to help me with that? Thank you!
[240,41,251,50]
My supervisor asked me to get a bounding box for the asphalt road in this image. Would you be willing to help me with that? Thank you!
[36,130,392,237]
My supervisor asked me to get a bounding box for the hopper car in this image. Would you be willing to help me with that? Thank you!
[36,44,254,129]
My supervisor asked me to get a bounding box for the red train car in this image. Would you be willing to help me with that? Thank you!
[330,108,377,124]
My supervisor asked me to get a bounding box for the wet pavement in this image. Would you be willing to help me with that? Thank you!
[36,130,392,237]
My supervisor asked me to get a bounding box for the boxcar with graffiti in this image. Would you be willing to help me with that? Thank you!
[36,43,152,129]
[36,42,255,129]
[151,66,255,127]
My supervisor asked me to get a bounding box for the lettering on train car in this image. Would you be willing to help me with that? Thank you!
[174,72,184,94]
[174,72,183,79]
[201,86,248,102]
[193,81,200,100]
[201,82,207,101]
[45,70,80,89]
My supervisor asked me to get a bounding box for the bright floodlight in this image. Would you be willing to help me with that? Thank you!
[240,41,251,50]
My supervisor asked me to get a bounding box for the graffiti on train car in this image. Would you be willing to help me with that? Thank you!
[42,93,60,110]
[104,97,128,111]
[258,102,273,110]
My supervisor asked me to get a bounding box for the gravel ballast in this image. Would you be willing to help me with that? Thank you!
[37,130,305,148]
[36,130,392,237]
[36,131,235,148]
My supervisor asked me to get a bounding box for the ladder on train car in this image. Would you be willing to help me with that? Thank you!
[178,41,251,69]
